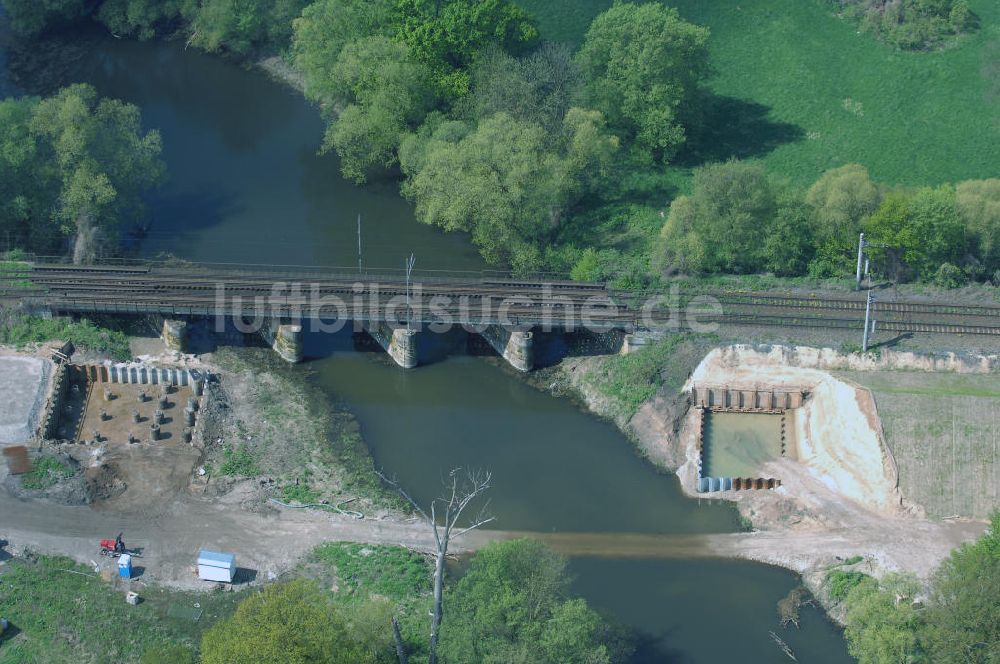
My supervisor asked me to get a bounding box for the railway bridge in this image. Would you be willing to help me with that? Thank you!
[3,260,1000,370]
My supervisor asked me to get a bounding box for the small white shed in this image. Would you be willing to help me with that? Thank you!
[197,550,236,583]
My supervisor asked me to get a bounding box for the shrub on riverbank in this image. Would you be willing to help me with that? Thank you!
[0,312,131,360]
[581,333,712,424]
[839,513,1000,663]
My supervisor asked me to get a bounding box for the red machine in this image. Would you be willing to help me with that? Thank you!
[99,533,127,557]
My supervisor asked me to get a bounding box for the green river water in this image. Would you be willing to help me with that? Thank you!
[1,29,854,663]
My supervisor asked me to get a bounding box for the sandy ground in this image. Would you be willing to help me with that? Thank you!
[0,339,989,601]
[0,480,983,590]
[647,345,990,583]
[556,342,991,607]
[0,354,51,445]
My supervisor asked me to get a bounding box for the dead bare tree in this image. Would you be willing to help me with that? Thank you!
[378,467,494,664]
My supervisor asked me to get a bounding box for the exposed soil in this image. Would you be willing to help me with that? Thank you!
[545,342,990,617]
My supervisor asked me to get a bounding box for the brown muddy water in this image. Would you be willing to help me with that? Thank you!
[2,27,853,663]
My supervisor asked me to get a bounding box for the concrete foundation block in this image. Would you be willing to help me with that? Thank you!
[389,328,418,369]
[162,319,188,352]
[481,325,534,372]
[272,323,303,363]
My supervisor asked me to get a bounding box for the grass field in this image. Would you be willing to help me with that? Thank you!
[838,371,1000,519]
[0,555,242,663]
[519,0,1000,187]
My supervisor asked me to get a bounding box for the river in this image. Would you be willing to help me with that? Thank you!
[1,29,854,663]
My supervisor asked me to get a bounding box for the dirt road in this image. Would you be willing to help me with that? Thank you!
[0,484,985,590]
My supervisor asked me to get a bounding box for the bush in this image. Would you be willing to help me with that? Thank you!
[827,569,870,601]
[200,579,393,664]
[0,314,131,360]
[584,333,710,422]
[933,262,968,288]
[835,0,977,50]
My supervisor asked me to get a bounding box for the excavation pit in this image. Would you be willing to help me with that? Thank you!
[51,365,199,445]
[702,412,786,478]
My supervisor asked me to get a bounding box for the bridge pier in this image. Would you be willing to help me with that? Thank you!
[481,325,534,372]
[363,321,418,369]
[272,323,303,363]
[161,319,188,353]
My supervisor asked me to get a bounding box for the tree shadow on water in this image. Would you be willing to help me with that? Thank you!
[676,95,805,168]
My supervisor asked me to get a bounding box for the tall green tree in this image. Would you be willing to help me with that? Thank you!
[96,0,193,39]
[28,84,165,262]
[292,0,394,103]
[401,108,617,272]
[462,42,582,137]
[843,573,926,664]
[922,513,1000,663]
[0,86,164,259]
[401,112,562,270]
[200,579,394,663]
[392,0,538,99]
[0,97,55,251]
[575,2,710,162]
[805,163,881,276]
[437,539,631,663]
[0,0,85,35]
[956,179,1000,275]
[187,0,309,54]
[655,160,780,274]
[864,186,966,281]
[323,36,433,182]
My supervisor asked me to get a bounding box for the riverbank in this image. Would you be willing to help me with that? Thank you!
[540,337,992,620]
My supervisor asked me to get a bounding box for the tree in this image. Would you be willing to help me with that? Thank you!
[391,0,539,99]
[558,106,620,200]
[575,2,710,162]
[400,112,564,269]
[28,84,165,262]
[292,0,394,102]
[956,179,1000,275]
[842,573,926,664]
[378,467,494,664]
[400,107,617,270]
[763,198,816,277]
[187,0,309,54]
[865,187,966,282]
[323,36,433,182]
[922,512,1000,663]
[655,160,779,275]
[437,539,632,663]
[96,0,192,39]
[0,97,54,251]
[805,163,881,276]
[462,42,582,137]
[0,0,85,35]
[200,578,393,664]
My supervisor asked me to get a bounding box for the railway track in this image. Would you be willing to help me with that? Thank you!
[4,262,1000,336]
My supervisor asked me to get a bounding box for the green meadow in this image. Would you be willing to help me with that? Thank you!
[520,0,1000,187]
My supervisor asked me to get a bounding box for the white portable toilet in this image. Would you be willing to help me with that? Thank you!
[197,550,236,583]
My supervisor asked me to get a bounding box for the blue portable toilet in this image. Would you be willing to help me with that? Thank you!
[118,553,133,579]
